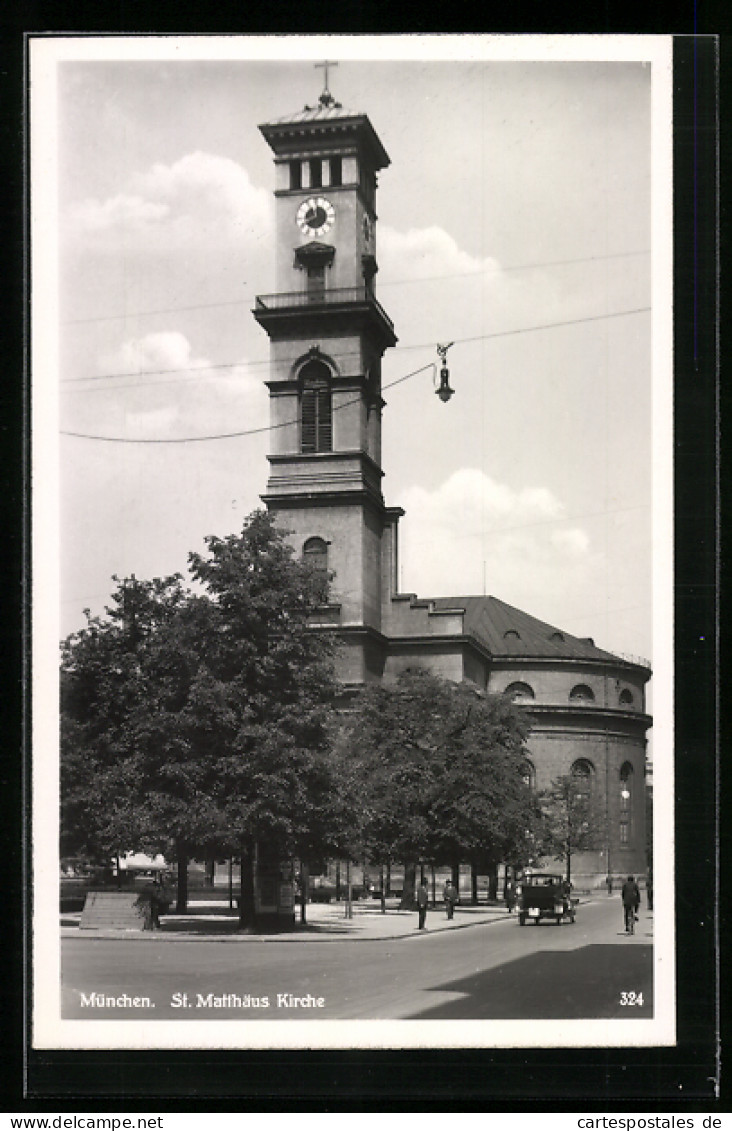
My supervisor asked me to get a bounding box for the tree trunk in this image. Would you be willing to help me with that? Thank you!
[238,838,256,929]
[399,862,417,910]
[470,861,478,905]
[487,861,498,901]
[299,861,308,925]
[380,864,386,914]
[175,840,188,913]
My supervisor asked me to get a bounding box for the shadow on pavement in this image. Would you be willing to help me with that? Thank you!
[155,913,360,936]
[405,944,654,1020]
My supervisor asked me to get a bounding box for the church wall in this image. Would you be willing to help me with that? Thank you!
[331,633,387,685]
[267,389,299,454]
[361,504,384,628]
[488,664,647,713]
[463,650,489,689]
[272,503,383,630]
[522,725,647,880]
[383,644,466,684]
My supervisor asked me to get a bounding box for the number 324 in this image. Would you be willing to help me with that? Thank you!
[620,991,644,1006]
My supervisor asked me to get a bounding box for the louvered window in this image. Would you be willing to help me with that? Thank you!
[300,361,332,453]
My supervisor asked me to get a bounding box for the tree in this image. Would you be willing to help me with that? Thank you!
[60,510,345,924]
[342,668,541,907]
[540,772,608,885]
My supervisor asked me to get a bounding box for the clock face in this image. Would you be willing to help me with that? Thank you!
[297,196,335,238]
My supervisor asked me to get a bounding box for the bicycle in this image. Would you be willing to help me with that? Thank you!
[624,903,639,934]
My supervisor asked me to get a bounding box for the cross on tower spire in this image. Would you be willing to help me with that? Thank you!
[314,60,340,106]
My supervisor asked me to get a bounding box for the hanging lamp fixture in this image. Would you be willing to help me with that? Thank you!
[435,342,455,403]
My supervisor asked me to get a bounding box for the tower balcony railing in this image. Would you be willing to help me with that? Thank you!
[255,286,394,333]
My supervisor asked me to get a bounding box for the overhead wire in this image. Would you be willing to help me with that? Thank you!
[61,247,650,328]
[60,361,437,444]
[61,303,650,393]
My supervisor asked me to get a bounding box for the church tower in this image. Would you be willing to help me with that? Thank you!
[254,78,401,685]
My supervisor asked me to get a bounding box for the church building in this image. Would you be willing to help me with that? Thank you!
[253,83,652,889]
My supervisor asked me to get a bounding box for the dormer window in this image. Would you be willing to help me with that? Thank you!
[569,684,595,702]
[505,681,535,702]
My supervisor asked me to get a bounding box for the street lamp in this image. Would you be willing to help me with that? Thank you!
[435,342,455,402]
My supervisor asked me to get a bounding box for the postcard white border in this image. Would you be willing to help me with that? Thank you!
[31,32,675,1050]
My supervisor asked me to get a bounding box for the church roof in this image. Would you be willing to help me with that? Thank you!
[429,594,646,668]
[266,102,364,126]
[259,98,391,169]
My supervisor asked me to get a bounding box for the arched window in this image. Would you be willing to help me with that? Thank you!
[619,688,634,707]
[619,761,634,843]
[300,360,332,453]
[503,629,521,641]
[505,681,535,702]
[303,537,329,601]
[569,683,595,702]
[571,758,594,803]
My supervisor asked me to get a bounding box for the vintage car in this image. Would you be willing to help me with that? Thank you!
[516,872,576,926]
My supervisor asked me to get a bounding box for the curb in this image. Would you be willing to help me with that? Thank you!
[60,911,511,945]
[60,898,596,945]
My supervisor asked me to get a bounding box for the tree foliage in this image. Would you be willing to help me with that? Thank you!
[60,510,345,917]
[539,772,607,883]
[341,668,543,903]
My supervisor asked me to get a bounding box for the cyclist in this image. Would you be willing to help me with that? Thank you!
[621,875,641,934]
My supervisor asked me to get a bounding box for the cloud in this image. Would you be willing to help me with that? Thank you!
[399,468,566,531]
[66,151,272,251]
[70,194,170,232]
[64,331,269,440]
[551,527,590,555]
[379,225,501,284]
[396,468,599,632]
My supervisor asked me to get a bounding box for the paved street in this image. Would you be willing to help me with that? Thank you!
[61,897,653,1021]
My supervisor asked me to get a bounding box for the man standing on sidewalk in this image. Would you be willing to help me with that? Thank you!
[417,876,429,930]
[443,878,458,920]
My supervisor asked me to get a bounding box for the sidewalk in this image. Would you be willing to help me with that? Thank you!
[61,898,531,943]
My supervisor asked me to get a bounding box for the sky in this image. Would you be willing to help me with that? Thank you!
[37,36,673,668]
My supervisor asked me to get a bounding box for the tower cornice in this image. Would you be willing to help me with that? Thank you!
[253,291,397,352]
[259,112,390,170]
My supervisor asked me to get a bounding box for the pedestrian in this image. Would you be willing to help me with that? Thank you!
[606,875,613,895]
[621,874,641,934]
[647,875,653,912]
[505,878,516,913]
[443,878,458,920]
[417,875,429,930]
